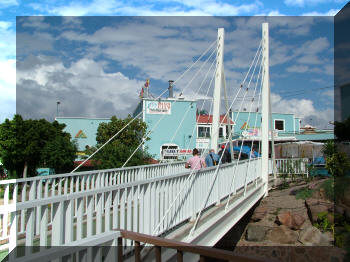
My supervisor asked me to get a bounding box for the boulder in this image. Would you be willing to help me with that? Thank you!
[305,199,333,223]
[245,224,267,242]
[251,206,268,222]
[266,225,299,244]
[276,211,305,230]
[299,227,330,246]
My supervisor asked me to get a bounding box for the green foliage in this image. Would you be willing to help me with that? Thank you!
[326,151,350,177]
[313,211,333,232]
[92,115,153,169]
[320,179,334,201]
[322,140,337,158]
[0,115,77,178]
[295,187,313,200]
[40,136,77,173]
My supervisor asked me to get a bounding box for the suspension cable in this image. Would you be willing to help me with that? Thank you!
[71,40,217,173]
[122,47,217,167]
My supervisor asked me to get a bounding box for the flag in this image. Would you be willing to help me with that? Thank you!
[144,79,149,88]
[139,87,144,98]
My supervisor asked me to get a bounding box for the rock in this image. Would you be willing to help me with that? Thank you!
[335,205,345,215]
[277,211,305,230]
[311,189,321,199]
[266,225,299,244]
[251,206,267,222]
[305,199,333,223]
[327,213,334,224]
[319,188,327,200]
[245,224,267,242]
[299,227,330,246]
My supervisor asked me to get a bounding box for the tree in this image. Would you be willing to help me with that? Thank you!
[0,115,77,178]
[92,115,152,169]
[40,136,77,174]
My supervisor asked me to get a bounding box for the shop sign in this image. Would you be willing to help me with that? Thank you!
[163,148,192,156]
[146,101,171,115]
[242,128,278,138]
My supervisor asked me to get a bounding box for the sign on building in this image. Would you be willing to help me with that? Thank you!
[146,101,172,115]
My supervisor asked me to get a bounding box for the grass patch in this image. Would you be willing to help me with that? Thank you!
[0,250,8,262]
[295,187,313,200]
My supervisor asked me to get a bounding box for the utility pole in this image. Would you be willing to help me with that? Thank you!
[56,101,60,117]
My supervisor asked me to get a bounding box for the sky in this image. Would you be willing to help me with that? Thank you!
[1,0,349,129]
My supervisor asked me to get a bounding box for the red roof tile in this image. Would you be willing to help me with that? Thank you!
[196,114,234,124]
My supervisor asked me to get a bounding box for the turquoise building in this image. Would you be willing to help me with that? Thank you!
[55,117,110,151]
[133,97,197,160]
[55,107,333,162]
[230,111,334,142]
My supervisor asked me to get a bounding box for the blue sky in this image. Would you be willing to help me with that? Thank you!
[1,0,349,128]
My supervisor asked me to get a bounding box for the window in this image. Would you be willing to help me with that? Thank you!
[219,127,224,137]
[274,120,284,131]
[225,125,232,138]
[198,126,210,138]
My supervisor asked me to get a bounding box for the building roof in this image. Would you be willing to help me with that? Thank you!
[197,114,235,125]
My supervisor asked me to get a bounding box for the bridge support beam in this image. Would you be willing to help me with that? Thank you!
[261,23,270,197]
[211,28,224,153]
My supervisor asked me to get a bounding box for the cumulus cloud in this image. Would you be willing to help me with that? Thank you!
[271,93,333,128]
[286,65,309,73]
[16,56,146,121]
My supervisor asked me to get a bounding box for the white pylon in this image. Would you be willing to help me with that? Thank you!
[211,28,224,153]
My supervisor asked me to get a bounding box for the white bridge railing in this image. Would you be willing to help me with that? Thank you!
[1,158,262,260]
[0,161,186,244]
[271,158,309,176]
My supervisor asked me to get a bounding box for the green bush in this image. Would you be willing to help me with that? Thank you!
[320,179,334,201]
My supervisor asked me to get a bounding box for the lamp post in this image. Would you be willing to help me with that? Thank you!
[57,101,60,116]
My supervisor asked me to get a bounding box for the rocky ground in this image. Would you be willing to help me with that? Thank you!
[232,177,348,262]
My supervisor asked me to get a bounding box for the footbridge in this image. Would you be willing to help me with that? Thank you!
[0,23,309,261]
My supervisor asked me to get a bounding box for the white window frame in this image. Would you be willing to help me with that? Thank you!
[197,124,211,138]
[274,119,285,131]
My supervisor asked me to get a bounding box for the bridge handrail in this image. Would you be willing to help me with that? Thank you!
[0,160,186,185]
[118,229,279,262]
[0,160,252,213]
[1,158,262,256]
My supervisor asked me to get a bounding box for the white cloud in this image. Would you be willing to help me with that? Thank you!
[286,65,309,73]
[0,0,18,8]
[16,57,147,120]
[284,0,343,7]
[271,92,333,128]
[302,8,340,16]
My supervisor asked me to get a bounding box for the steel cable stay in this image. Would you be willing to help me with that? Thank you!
[71,40,217,173]
[238,60,263,197]
[150,71,216,237]
[157,39,218,98]
[224,49,263,212]
[181,50,218,158]
[151,42,264,238]
[188,45,262,237]
[123,46,217,167]
[158,49,218,164]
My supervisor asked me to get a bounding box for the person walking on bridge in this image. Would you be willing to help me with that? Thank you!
[205,149,219,167]
[185,148,206,170]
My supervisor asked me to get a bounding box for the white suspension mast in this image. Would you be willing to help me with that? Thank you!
[211,28,224,153]
[261,22,270,196]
